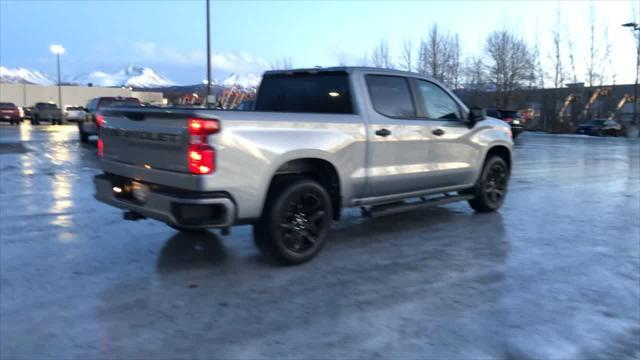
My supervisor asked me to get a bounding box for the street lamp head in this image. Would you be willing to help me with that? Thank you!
[50,44,65,55]
[622,22,638,28]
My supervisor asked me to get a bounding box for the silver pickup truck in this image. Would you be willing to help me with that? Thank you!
[94,67,513,264]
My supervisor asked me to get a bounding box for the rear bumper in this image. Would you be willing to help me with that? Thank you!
[94,174,236,228]
[1,115,20,121]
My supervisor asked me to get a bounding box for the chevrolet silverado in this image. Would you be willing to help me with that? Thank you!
[94,67,514,265]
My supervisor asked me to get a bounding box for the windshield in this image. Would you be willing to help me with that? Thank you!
[0,102,16,109]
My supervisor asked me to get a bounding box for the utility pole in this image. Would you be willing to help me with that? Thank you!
[622,22,639,136]
[56,53,62,109]
[49,45,65,110]
[206,0,212,107]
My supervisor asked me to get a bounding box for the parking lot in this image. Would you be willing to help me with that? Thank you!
[0,124,639,359]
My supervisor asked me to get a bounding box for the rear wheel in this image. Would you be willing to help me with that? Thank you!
[78,123,89,143]
[253,177,332,265]
[467,155,510,213]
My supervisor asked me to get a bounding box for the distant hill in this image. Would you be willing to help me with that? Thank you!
[1,64,262,89]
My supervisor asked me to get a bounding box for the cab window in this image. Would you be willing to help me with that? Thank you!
[366,75,416,118]
[416,80,461,120]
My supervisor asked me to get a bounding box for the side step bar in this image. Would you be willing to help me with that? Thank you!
[361,194,474,218]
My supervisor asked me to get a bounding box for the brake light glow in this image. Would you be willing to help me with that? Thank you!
[97,138,104,157]
[188,144,214,174]
[96,114,104,127]
[188,118,219,135]
[187,118,218,175]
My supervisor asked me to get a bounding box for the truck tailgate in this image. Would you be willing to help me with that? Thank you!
[100,108,210,174]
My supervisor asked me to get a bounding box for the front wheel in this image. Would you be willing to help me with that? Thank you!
[467,155,510,213]
[253,177,332,265]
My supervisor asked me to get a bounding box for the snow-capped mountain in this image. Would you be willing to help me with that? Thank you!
[0,66,54,85]
[220,73,261,88]
[71,65,174,88]
[1,64,261,89]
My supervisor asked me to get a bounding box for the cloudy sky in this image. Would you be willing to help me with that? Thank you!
[0,0,638,85]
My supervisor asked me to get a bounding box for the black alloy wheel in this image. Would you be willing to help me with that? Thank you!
[467,155,510,212]
[254,177,332,265]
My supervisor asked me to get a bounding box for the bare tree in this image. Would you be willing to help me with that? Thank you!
[270,56,293,70]
[586,4,598,87]
[445,34,461,89]
[550,10,564,90]
[600,27,614,86]
[371,40,392,68]
[567,34,578,84]
[400,39,413,72]
[464,56,485,90]
[484,29,533,108]
[530,36,545,89]
[416,23,462,88]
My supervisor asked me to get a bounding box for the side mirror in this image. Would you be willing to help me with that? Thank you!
[467,107,486,128]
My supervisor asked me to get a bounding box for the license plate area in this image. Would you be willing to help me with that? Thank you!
[112,179,150,204]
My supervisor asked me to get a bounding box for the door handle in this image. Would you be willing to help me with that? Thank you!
[432,128,445,136]
[375,128,392,137]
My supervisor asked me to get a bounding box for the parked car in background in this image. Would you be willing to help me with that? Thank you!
[64,106,86,123]
[575,119,623,137]
[0,102,22,125]
[31,102,63,125]
[21,106,32,120]
[486,108,524,139]
[79,97,141,142]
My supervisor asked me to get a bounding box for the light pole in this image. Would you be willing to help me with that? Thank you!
[622,22,639,135]
[206,0,212,107]
[49,44,65,111]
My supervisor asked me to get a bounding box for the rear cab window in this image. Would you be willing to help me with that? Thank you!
[0,102,16,109]
[98,98,140,109]
[255,71,353,114]
[366,75,415,118]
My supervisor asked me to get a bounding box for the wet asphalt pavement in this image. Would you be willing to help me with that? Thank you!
[0,124,639,359]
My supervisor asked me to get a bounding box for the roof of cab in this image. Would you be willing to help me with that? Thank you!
[263,66,434,80]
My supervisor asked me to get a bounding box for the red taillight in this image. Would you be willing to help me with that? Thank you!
[188,118,219,136]
[187,118,218,175]
[188,144,214,174]
[97,138,104,157]
[96,114,104,127]
[504,117,513,123]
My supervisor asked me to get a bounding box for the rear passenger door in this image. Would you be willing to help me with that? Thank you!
[413,79,477,187]
[364,75,434,198]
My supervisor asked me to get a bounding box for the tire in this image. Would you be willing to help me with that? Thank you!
[253,177,332,265]
[78,123,89,143]
[31,115,39,125]
[467,155,510,213]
